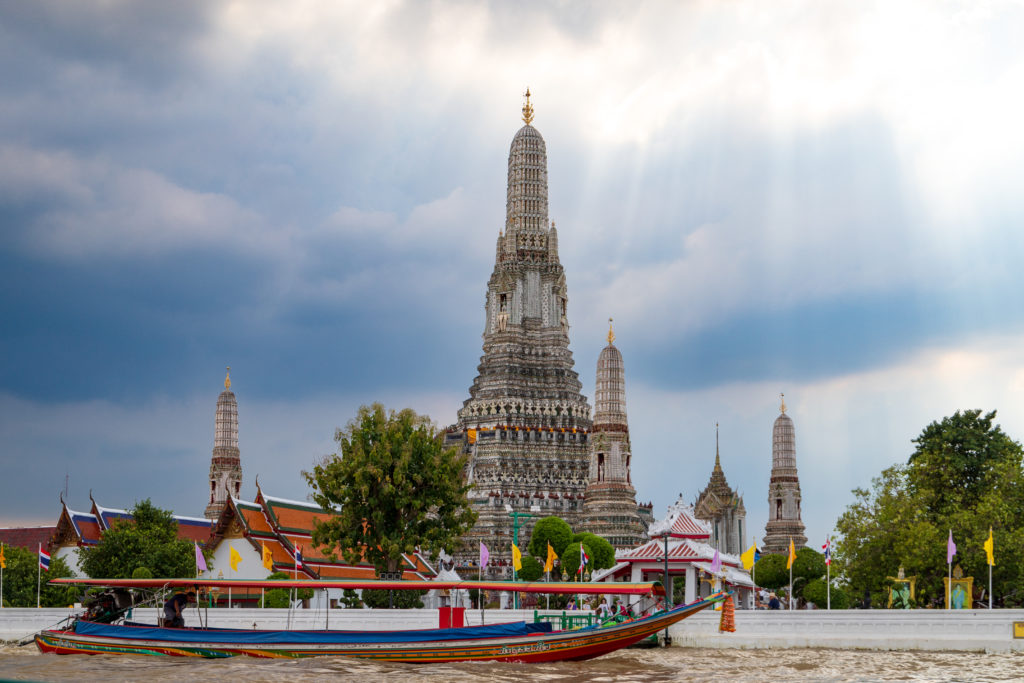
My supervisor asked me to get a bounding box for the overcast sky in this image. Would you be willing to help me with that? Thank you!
[2,1,1023,557]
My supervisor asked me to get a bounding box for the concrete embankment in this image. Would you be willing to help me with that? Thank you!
[669,609,1024,652]
[5,607,1024,652]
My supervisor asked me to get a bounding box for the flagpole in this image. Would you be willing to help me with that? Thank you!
[750,536,756,608]
[37,543,41,609]
[826,535,831,611]
[788,563,792,611]
[989,563,993,609]
[947,529,952,610]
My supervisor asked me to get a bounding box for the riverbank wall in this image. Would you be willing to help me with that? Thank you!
[4,607,1024,652]
[669,609,1024,652]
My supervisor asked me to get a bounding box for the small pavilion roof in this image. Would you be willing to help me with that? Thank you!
[646,497,711,539]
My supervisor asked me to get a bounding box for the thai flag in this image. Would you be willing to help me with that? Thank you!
[39,545,51,572]
[295,547,303,570]
[578,545,590,574]
[822,538,831,566]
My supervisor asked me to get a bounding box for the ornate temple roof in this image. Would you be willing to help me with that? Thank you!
[49,497,213,553]
[202,484,436,581]
[694,425,745,517]
[646,496,712,539]
[0,526,57,550]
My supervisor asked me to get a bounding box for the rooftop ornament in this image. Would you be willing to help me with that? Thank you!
[522,88,534,125]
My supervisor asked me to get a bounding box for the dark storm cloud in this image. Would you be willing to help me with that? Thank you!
[0,2,213,85]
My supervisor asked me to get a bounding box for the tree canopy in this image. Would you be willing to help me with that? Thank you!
[559,541,594,578]
[571,532,615,571]
[526,516,573,558]
[304,404,477,573]
[752,553,788,590]
[834,410,1024,607]
[78,499,198,579]
[517,555,544,581]
[0,545,77,607]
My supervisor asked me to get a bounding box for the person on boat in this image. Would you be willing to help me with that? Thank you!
[768,593,781,610]
[163,591,196,628]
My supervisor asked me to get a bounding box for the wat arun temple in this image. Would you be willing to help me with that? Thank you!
[444,92,806,571]
[445,92,651,572]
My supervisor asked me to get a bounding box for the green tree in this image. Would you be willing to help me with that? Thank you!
[340,588,363,609]
[304,404,477,574]
[752,553,788,590]
[803,578,850,609]
[792,547,826,583]
[527,516,573,558]
[517,555,544,581]
[361,588,425,609]
[559,541,594,578]
[571,532,615,570]
[834,410,1024,607]
[0,545,77,607]
[78,499,198,579]
[263,588,290,608]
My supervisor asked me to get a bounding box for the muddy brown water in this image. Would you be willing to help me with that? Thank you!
[2,646,1023,682]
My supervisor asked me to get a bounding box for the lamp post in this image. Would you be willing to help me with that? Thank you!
[663,533,671,645]
[506,504,540,609]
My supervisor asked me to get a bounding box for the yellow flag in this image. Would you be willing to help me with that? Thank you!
[786,538,796,570]
[229,544,242,571]
[545,542,557,573]
[0,543,6,569]
[984,528,995,566]
[740,543,756,571]
[262,542,273,571]
[512,543,522,572]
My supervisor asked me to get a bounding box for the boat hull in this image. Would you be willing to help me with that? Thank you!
[35,593,727,663]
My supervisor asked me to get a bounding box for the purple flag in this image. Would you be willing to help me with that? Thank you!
[947,530,957,564]
[709,548,722,573]
[479,542,489,568]
[194,542,207,572]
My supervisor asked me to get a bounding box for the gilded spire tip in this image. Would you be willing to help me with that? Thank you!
[780,392,786,414]
[607,317,615,345]
[225,366,231,390]
[522,88,534,125]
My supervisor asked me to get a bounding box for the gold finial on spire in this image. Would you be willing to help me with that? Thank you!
[780,392,786,414]
[225,366,231,390]
[522,88,534,125]
[607,317,615,345]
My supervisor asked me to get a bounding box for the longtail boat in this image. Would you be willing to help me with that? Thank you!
[36,577,730,662]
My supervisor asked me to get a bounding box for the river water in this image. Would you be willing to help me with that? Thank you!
[2,646,1023,682]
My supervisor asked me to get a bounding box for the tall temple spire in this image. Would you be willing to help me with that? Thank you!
[763,394,807,553]
[452,95,591,573]
[581,322,645,548]
[205,368,242,520]
[505,93,549,235]
[715,422,720,465]
[695,423,746,555]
